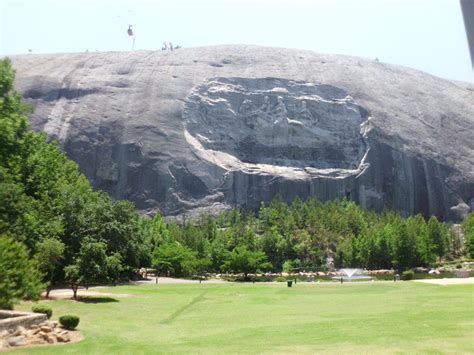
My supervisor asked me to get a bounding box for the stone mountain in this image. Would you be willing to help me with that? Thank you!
[10,45,474,220]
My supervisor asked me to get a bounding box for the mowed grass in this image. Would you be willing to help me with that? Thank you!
[13,282,474,354]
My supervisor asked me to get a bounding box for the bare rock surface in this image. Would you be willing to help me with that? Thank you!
[10,45,474,220]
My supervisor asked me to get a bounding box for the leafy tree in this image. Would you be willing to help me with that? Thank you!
[391,220,418,271]
[372,227,393,269]
[0,236,43,309]
[75,239,109,287]
[137,213,170,252]
[334,237,353,268]
[64,239,109,298]
[463,214,474,258]
[194,257,212,276]
[34,237,65,298]
[152,243,199,277]
[221,246,272,276]
[0,58,30,169]
[282,260,294,273]
[64,264,81,299]
[427,216,447,262]
[0,178,34,243]
[209,231,230,272]
[106,253,123,286]
[260,227,287,270]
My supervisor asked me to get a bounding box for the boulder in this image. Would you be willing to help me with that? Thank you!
[12,326,26,337]
[40,325,52,333]
[45,321,58,329]
[7,335,27,347]
[31,327,41,335]
[38,331,48,339]
[55,333,70,343]
[0,330,9,339]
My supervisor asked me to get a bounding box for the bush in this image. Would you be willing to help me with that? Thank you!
[59,315,80,330]
[32,304,52,319]
[402,270,414,280]
[275,276,287,282]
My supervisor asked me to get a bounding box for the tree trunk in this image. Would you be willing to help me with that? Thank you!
[72,285,78,299]
[46,288,50,298]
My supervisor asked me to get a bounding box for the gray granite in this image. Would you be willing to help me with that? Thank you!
[10,45,474,220]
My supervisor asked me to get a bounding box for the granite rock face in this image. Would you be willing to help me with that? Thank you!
[10,45,474,220]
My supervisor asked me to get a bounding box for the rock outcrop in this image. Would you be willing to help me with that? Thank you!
[0,321,77,350]
[10,45,474,220]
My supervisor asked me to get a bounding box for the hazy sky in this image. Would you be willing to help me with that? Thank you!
[1,0,473,82]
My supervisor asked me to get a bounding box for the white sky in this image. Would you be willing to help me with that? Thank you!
[1,0,473,82]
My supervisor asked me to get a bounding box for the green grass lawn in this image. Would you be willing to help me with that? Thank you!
[13,282,474,354]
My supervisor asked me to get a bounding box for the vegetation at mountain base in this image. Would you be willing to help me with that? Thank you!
[0,58,472,308]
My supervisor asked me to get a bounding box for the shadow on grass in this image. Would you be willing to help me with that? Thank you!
[161,292,206,324]
[75,296,119,303]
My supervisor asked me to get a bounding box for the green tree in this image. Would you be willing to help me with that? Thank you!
[221,246,272,277]
[260,227,287,270]
[34,237,65,298]
[463,214,474,258]
[63,264,80,299]
[152,243,199,277]
[0,236,43,309]
[138,213,170,252]
[64,239,109,298]
[75,239,109,287]
[282,260,294,273]
[427,216,447,262]
[0,58,30,170]
[209,231,230,272]
[106,253,123,286]
[391,220,418,271]
[372,227,393,269]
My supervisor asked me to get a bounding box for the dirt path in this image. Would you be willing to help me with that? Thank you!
[43,278,227,299]
[132,277,227,285]
[43,289,135,300]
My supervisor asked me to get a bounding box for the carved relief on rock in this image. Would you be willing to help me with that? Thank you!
[184,77,370,171]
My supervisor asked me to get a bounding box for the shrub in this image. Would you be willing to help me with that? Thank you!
[402,270,414,280]
[455,263,462,269]
[275,276,287,282]
[32,304,52,319]
[59,315,80,330]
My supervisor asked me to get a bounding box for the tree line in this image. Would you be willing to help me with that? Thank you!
[1,58,473,309]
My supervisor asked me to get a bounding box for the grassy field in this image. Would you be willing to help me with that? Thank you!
[13,282,474,354]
